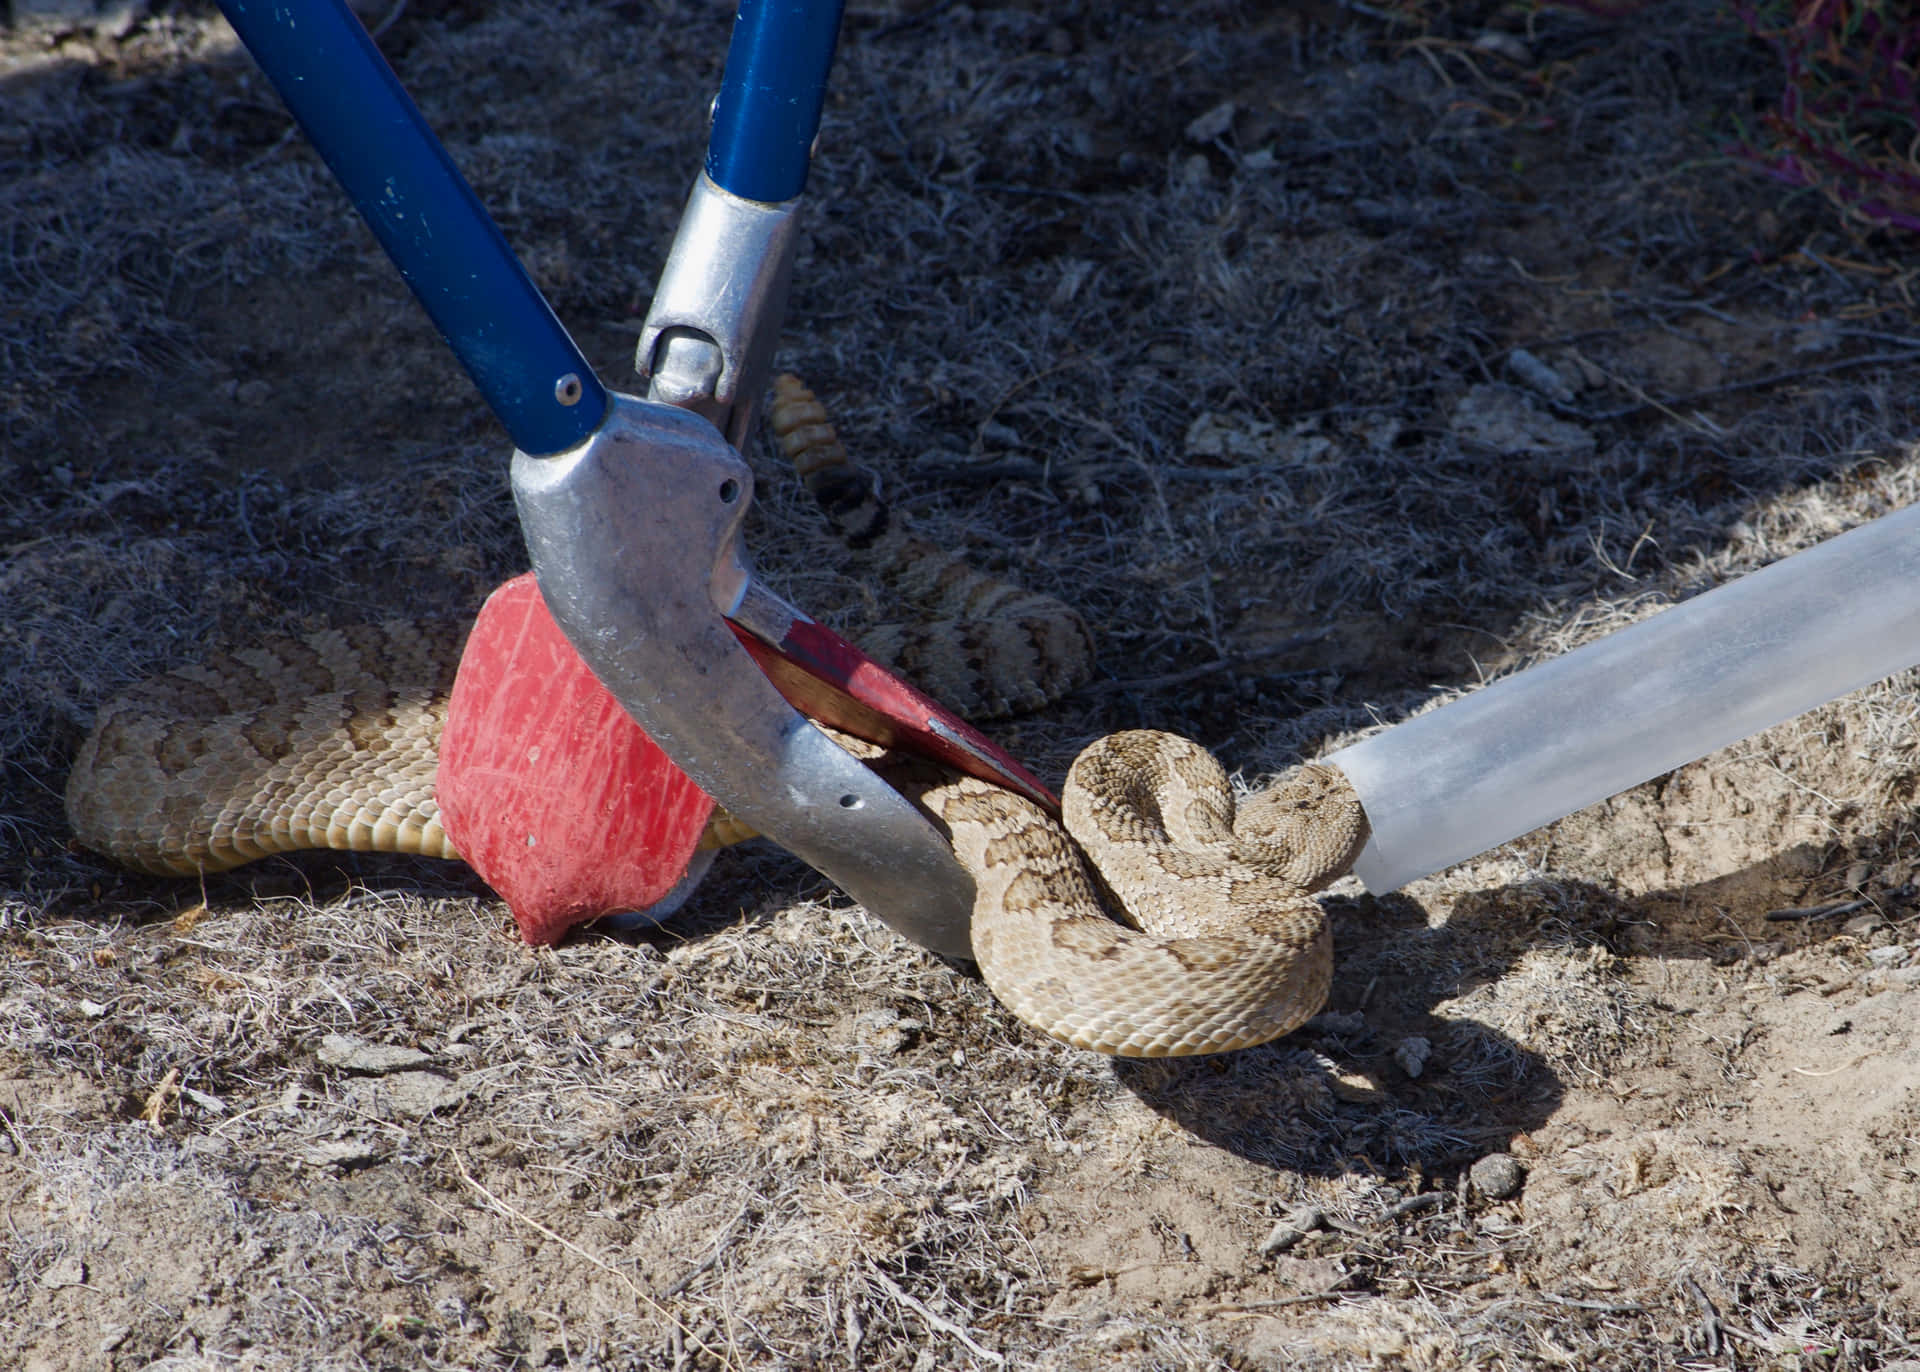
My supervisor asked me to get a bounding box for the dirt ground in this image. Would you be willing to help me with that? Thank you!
[6,0,1920,1367]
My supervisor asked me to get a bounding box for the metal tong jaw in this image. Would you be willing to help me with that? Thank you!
[514,176,1047,961]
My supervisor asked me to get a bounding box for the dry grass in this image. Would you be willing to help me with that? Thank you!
[5,0,1920,1367]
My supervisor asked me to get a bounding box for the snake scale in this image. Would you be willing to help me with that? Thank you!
[65,377,1369,1057]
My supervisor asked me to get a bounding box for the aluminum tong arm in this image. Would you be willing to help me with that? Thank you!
[636,0,846,451]
[636,176,798,454]
[511,397,979,959]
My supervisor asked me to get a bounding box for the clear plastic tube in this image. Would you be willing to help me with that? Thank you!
[1327,503,1920,893]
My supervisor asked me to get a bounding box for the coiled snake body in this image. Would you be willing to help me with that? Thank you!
[66,379,1368,1057]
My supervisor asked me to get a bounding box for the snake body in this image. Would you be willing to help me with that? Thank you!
[65,379,1369,1057]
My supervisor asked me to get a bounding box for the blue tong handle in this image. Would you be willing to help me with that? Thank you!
[709,0,846,203]
[215,0,845,455]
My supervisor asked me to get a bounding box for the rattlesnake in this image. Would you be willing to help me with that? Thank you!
[65,378,1368,1057]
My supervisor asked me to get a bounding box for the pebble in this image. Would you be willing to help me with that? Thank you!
[1394,1036,1433,1079]
[1451,384,1595,466]
[39,1254,87,1289]
[852,1008,921,1054]
[301,1137,387,1170]
[374,1070,472,1119]
[1185,101,1236,143]
[316,1033,434,1075]
[1471,30,1532,63]
[1470,1153,1526,1200]
[1258,1203,1327,1256]
[1506,348,1575,404]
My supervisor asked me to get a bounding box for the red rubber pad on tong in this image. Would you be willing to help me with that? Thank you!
[437,573,716,945]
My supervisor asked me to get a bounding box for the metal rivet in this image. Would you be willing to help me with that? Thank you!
[554,373,583,406]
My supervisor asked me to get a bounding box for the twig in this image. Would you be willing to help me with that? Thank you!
[1790,1052,1870,1078]
[1208,1277,1358,1313]
[971,354,1097,455]
[140,1067,181,1132]
[1091,632,1331,696]
[1763,898,1870,922]
[1536,1290,1648,1314]
[1682,1275,1724,1357]
[971,181,1094,205]
[368,0,408,40]
[0,1108,37,1163]
[867,1268,1003,1366]
[1380,1192,1449,1223]
[659,1204,751,1300]
[871,0,959,41]
[448,1146,736,1365]
[1582,349,1920,421]
[911,456,1050,485]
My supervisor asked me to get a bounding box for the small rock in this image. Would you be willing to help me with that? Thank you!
[301,1137,386,1170]
[1470,1153,1526,1200]
[1844,911,1889,938]
[1471,30,1531,63]
[1185,411,1272,460]
[1451,384,1595,466]
[1506,348,1575,404]
[1845,860,1872,890]
[316,1033,433,1075]
[39,1254,87,1289]
[371,1070,472,1119]
[182,1086,227,1116]
[1304,1010,1368,1038]
[852,1008,919,1054]
[1792,319,1842,355]
[977,419,1022,449]
[78,998,107,1018]
[1326,1068,1386,1105]
[1866,945,1909,968]
[1185,100,1236,143]
[1394,1036,1433,1079]
[1050,257,1095,308]
[1258,1203,1326,1256]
